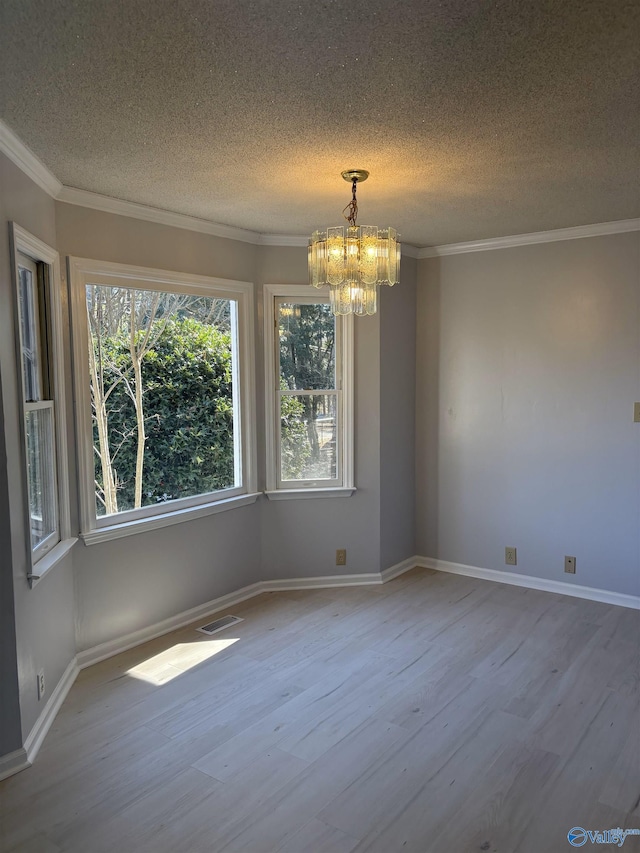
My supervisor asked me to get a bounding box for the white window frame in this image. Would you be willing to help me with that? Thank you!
[263,284,355,500]
[10,224,76,586]
[68,258,258,544]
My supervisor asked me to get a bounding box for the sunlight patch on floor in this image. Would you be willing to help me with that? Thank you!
[126,637,240,685]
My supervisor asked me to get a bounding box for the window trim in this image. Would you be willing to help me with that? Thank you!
[10,224,76,586]
[263,284,354,498]
[68,257,257,541]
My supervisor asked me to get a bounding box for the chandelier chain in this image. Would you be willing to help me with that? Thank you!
[342,178,359,226]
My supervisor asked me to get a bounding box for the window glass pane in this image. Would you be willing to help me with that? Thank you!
[25,406,57,549]
[18,264,42,402]
[278,303,335,390]
[281,393,337,481]
[86,286,237,517]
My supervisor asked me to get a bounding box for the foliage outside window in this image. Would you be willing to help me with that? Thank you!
[88,287,237,516]
[70,260,256,540]
[278,302,337,483]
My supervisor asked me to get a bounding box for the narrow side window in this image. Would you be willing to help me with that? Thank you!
[17,253,59,557]
[264,285,354,498]
[11,225,74,582]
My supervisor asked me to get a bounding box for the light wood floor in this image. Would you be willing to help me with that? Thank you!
[1,568,638,853]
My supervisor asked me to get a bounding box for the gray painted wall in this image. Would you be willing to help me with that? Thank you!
[54,203,259,284]
[55,203,263,651]
[0,370,21,757]
[380,257,417,570]
[0,153,76,745]
[73,504,263,651]
[416,232,640,596]
[260,309,383,579]
[256,245,383,579]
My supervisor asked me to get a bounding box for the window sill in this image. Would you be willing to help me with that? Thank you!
[28,537,78,588]
[265,488,356,501]
[80,492,261,546]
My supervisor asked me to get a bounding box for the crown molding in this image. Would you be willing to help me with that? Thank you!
[0,119,62,197]
[258,233,308,247]
[417,218,640,258]
[57,186,265,244]
[2,119,634,254]
[57,188,422,252]
[257,234,420,256]
[400,243,420,258]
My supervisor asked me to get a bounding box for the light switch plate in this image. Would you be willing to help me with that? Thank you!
[634,402,640,423]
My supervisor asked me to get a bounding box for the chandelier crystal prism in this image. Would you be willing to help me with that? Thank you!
[308,170,401,316]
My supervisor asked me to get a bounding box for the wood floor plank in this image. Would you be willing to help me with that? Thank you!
[191,647,394,780]
[170,746,311,850]
[599,727,640,814]
[145,665,305,740]
[63,766,222,853]
[320,708,522,848]
[213,717,410,852]
[4,834,63,853]
[426,741,561,853]
[0,724,172,850]
[275,645,450,762]
[276,818,359,853]
[510,688,638,852]
[514,801,633,853]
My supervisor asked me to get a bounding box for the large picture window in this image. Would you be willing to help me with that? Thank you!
[264,285,354,498]
[11,225,74,583]
[70,260,256,542]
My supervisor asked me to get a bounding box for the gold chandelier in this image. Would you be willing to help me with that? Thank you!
[308,170,400,316]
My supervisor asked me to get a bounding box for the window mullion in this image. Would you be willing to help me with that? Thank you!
[279,388,337,397]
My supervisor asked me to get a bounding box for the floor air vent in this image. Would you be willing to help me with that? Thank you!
[197,615,244,636]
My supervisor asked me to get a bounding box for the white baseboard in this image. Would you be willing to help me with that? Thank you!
[1,657,78,781]
[77,557,418,668]
[0,748,29,782]
[263,572,383,591]
[76,582,265,669]
[417,556,640,610]
[380,556,419,584]
[24,658,79,765]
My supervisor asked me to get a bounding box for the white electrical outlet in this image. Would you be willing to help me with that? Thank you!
[505,547,517,566]
[37,670,45,701]
[565,556,577,574]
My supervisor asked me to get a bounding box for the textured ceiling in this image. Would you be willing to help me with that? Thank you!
[1,0,638,247]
